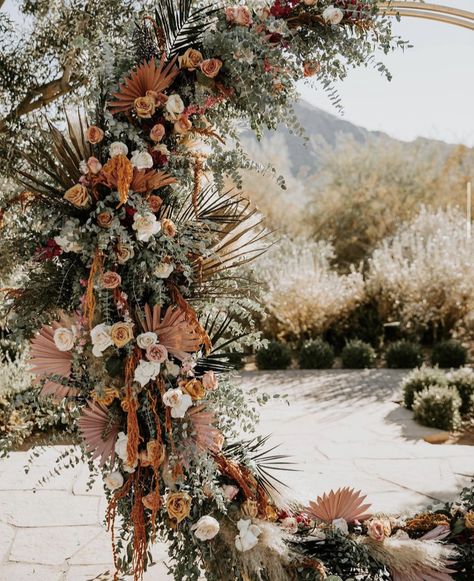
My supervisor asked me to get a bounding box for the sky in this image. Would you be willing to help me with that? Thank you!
[298,0,474,146]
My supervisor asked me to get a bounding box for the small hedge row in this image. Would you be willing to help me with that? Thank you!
[402,365,474,431]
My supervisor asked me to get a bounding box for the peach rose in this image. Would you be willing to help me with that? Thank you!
[64,184,91,208]
[139,439,165,468]
[101,271,121,289]
[367,519,389,543]
[200,58,223,79]
[147,195,163,213]
[222,484,239,500]
[202,370,218,391]
[226,5,253,26]
[86,126,104,144]
[182,378,206,400]
[178,48,203,70]
[303,0,317,5]
[167,492,192,523]
[110,322,134,348]
[134,95,156,119]
[116,242,134,264]
[161,218,177,237]
[97,211,113,228]
[142,491,162,511]
[465,512,474,529]
[174,115,192,135]
[146,343,168,363]
[150,123,166,142]
[304,60,321,77]
[86,156,103,174]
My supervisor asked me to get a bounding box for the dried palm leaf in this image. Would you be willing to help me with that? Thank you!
[130,169,176,193]
[77,400,120,467]
[108,56,178,115]
[182,404,223,455]
[307,487,372,524]
[29,320,75,397]
[138,304,202,360]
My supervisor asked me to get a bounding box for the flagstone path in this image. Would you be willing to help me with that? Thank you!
[0,369,473,580]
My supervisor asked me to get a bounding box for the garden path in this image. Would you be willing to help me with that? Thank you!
[0,369,472,580]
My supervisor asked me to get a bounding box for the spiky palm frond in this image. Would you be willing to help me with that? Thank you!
[307,487,372,524]
[155,0,219,57]
[77,401,120,467]
[224,435,296,501]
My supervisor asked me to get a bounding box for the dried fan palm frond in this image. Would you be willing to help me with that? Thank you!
[77,400,120,467]
[130,169,176,193]
[108,56,178,115]
[138,304,202,360]
[183,404,223,454]
[30,320,75,397]
[14,109,91,201]
[307,487,372,524]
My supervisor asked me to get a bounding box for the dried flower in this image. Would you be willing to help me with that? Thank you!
[191,515,220,541]
[134,95,156,118]
[162,388,193,418]
[64,184,91,208]
[182,378,205,400]
[97,211,113,228]
[109,141,129,158]
[178,48,203,70]
[241,499,258,519]
[202,370,218,390]
[223,485,239,500]
[147,194,163,213]
[104,471,124,491]
[143,491,162,511]
[225,5,253,26]
[161,218,177,237]
[146,343,168,363]
[200,59,223,79]
[150,124,166,142]
[167,492,192,523]
[174,114,192,135]
[86,126,104,144]
[101,271,121,289]
[465,512,474,529]
[110,322,134,348]
[304,60,321,77]
[116,241,134,263]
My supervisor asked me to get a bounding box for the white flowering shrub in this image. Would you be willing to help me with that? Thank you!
[367,207,474,339]
[258,238,364,342]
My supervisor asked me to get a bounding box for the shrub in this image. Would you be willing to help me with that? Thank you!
[401,365,447,409]
[341,340,376,369]
[299,339,335,369]
[386,341,423,369]
[431,340,467,369]
[227,351,245,370]
[447,367,474,416]
[413,386,462,431]
[255,342,292,370]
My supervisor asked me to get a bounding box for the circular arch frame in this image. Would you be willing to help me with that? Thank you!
[379,2,474,30]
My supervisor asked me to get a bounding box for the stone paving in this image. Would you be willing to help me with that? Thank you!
[0,369,473,580]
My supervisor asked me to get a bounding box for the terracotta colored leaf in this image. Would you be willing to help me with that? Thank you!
[130,169,176,193]
[186,404,223,454]
[77,401,120,467]
[307,487,372,523]
[29,321,74,397]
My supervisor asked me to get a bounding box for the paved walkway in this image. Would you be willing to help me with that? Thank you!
[0,369,473,580]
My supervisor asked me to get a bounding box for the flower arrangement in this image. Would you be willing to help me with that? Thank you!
[1,0,472,579]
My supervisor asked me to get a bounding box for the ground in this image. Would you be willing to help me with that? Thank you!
[0,369,472,580]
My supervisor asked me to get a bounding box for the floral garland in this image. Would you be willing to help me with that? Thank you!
[2,0,473,579]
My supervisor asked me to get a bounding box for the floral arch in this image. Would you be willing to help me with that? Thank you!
[380,2,474,31]
[2,0,474,580]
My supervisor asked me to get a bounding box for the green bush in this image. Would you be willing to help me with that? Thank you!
[413,385,461,431]
[447,367,474,416]
[431,340,467,369]
[402,365,447,409]
[299,339,335,370]
[386,341,424,369]
[341,340,376,369]
[255,342,292,370]
[226,351,245,370]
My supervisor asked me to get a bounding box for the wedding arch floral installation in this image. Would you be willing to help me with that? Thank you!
[2,0,474,579]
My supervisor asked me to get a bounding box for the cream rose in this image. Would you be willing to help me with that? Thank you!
[115,432,128,461]
[134,95,156,118]
[202,370,218,391]
[137,332,158,349]
[53,327,75,352]
[101,271,121,289]
[226,5,253,26]
[165,94,185,121]
[104,471,124,492]
[110,322,133,348]
[132,212,161,242]
[116,242,134,264]
[200,59,222,79]
[303,0,317,5]
[86,126,104,144]
[153,143,170,156]
[90,323,113,357]
[235,519,261,552]
[367,519,386,543]
[146,344,168,363]
[322,5,344,24]
[150,123,166,142]
[131,150,154,170]
[174,115,192,135]
[64,184,91,208]
[109,141,129,158]
[161,218,177,238]
[155,261,174,279]
[162,388,193,418]
[178,48,203,70]
[134,359,161,387]
[191,515,220,541]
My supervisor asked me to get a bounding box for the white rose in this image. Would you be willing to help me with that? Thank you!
[132,212,161,242]
[235,519,261,552]
[191,515,220,541]
[104,471,124,491]
[280,517,298,534]
[153,143,170,156]
[162,388,193,418]
[134,360,161,387]
[332,518,349,535]
[90,323,113,357]
[165,94,185,121]
[115,432,128,462]
[165,360,180,377]
[322,6,344,24]
[122,460,138,473]
[54,234,82,253]
[131,150,154,170]
[79,160,88,174]
[109,141,129,157]
[53,327,75,351]
[154,262,174,279]
[136,332,158,349]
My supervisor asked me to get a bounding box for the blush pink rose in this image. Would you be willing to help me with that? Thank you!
[367,519,386,543]
[146,343,168,363]
[202,370,219,390]
[222,484,239,500]
[225,5,253,26]
[102,271,121,289]
[87,156,103,174]
[150,123,166,142]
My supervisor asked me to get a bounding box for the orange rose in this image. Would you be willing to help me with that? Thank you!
[110,322,134,348]
[303,60,321,77]
[178,48,203,70]
[86,126,104,144]
[101,271,121,289]
[150,123,166,142]
[167,492,192,523]
[64,184,91,208]
[200,58,223,79]
[147,195,163,213]
[97,211,113,228]
[182,378,205,400]
[174,115,192,135]
[139,439,166,468]
[161,218,177,237]
[134,96,156,119]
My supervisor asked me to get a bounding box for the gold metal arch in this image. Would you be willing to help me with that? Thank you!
[378,2,474,30]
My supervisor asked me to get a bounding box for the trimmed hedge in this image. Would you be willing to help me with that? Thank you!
[386,341,423,369]
[256,342,292,370]
[413,385,462,431]
[341,340,376,369]
[431,340,467,369]
[299,339,335,370]
[402,365,447,410]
